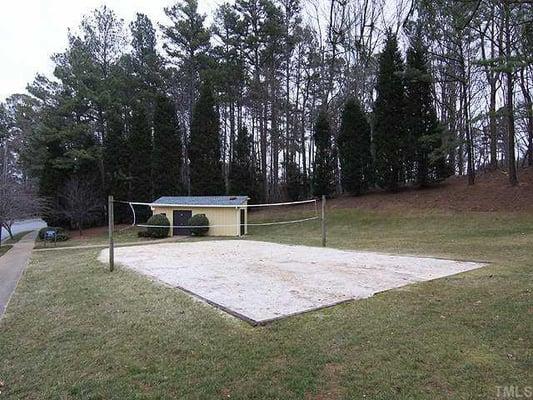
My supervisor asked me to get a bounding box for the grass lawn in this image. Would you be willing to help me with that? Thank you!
[0,209,531,399]
[0,245,12,257]
[0,231,32,257]
[33,226,148,249]
[33,224,225,249]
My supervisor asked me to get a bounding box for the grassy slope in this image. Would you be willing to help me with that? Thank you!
[0,209,531,399]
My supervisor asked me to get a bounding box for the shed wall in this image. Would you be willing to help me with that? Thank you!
[152,206,244,236]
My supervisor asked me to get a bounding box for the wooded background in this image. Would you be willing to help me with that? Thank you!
[0,0,531,227]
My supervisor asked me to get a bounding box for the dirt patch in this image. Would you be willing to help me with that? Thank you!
[330,167,533,213]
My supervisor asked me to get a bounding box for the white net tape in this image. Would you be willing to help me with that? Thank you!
[114,199,320,229]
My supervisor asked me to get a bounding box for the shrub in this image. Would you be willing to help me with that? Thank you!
[137,230,151,238]
[188,214,209,236]
[144,214,170,238]
[38,227,69,242]
[55,231,70,241]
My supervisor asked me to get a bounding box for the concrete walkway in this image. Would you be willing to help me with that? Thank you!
[0,230,37,319]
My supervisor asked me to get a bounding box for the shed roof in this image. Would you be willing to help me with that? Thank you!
[152,196,248,207]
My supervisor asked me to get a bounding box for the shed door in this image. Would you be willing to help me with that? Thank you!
[240,209,246,235]
[173,210,192,236]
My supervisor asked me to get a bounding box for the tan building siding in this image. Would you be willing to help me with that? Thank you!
[151,205,247,237]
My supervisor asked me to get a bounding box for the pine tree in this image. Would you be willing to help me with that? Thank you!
[103,108,128,199]
[128,103,152,202]
[405,36,449,186]
[229,126,260,201]
[189,82,224,195]
[312,110,335,196]
[373,31,406,191]
[152,95,182,198]
[162,0,211,125]
[284,159,305,201]
[130,14,161,83]
[338,97,373,194]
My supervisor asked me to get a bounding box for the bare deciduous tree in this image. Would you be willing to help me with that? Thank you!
[0,179,41,243]
[55,179,102,236]
[0,134,41,244]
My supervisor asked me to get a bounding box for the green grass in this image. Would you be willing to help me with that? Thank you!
[33,226,191,249]
[34,227,145,249]
[34,225,233,249]
[0,231,32,257]
[0,244,12,257]
[0,209,531,399]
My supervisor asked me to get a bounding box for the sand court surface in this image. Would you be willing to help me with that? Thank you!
[98,240,486,324]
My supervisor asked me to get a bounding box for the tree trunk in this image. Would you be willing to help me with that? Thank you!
[504,0,518,186]
[519,70,533,166]
[270,77,280,200]
[459,43,475,185]
[489,81,498,169]
[260,105,268,201]
[527,102,533,167]
[480,11,499,171]
[505,72,517,186]
[444,79,458,173]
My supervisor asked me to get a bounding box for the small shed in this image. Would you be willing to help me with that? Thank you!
[150,196,249,237]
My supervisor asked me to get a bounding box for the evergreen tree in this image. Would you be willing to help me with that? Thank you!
[0,103,8,141]
[128,13,165,109]
[130,14,161,82]
[128,103,152,202]
[189,82,224,195]
[152,95,182,198]
[162,0,211,123]
[26,73,101,225]
[312,110,335,196]
[228,127,249,197]
[229,126,259,200]
[284,159,305,201]
[405,36,449,186]
[338,97,373,194]
[103,107,132,223]
[103,108,128,199]
[373,31,406,191]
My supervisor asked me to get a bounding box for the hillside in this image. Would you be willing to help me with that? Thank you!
[331,167,533,212]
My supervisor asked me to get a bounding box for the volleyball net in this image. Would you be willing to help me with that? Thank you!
[111,198,321,231]
[106,196,326,271]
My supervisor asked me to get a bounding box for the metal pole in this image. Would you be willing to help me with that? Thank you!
[236,206,240,237]
[108,195,114,272]
[321,195,326,247]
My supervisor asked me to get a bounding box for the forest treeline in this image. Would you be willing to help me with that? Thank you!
[0,0,531,226]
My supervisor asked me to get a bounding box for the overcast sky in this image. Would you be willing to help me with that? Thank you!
[0,0,223,101]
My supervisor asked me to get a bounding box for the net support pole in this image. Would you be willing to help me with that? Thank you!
[321,195,327,247]
[108,195,114,272]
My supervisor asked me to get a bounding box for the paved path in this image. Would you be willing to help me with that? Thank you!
[0,230,38,319]
[1,218,46,243]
